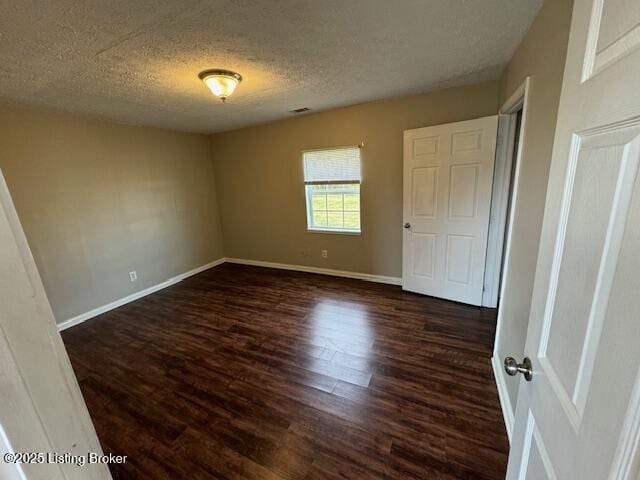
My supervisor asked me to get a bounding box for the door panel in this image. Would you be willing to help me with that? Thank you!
[402,116,498,306]
[543,126,639,418]
[412,233,436,278]
[520,414,557,480]
[506,0,640,478]
[412,135,440,157]
[412,167,438,218]
[452,129,483,153]
[449,164,479,218]
[445,234,474,285]
[583,0,640,78]
[0,171,111,480]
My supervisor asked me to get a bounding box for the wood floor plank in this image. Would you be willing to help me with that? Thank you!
[62,263,508,479]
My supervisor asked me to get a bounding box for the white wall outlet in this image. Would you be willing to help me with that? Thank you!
[129,271,137,282]
[321,250,328,258]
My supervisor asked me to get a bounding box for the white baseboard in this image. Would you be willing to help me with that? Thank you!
[225,257,402,286]
[58,257,401,332]
[492,355,515,443]
[57,258,226,331]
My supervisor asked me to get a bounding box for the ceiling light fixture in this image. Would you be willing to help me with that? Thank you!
[198,69,242,102]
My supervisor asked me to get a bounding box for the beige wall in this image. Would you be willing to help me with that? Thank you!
[495,0,574,413]
[0,105,225,323]
[210,81,499,277]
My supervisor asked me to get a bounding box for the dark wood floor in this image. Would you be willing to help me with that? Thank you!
[62,263,508,480]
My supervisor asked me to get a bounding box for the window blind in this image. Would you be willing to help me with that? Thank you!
[303,147,361,184]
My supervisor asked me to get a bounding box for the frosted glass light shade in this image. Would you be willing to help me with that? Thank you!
[198,70,242,102]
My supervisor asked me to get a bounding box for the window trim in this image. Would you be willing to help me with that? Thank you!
[307,228,362,236]
[300,144,362,155]
[302,145,363,235]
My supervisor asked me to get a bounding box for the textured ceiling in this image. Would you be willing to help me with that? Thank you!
[0,0,542,133]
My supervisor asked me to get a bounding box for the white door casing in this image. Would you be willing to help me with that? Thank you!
[482,114,516,309]
[402,116,498,306]
[506,0,640,479]
[0,170,111,480]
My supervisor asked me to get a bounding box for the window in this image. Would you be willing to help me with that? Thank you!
[303,146,361,233]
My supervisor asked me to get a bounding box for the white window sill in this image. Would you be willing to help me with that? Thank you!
[307,228,361,236]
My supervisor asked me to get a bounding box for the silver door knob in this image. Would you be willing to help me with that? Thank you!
[404,223,411,229]
[504,356,533,381]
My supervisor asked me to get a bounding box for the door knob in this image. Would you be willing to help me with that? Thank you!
[404,222,411,229]
[504,356,533,381]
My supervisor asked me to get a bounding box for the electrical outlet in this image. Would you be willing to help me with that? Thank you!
[129,271,137,282]
[321,250,328,258]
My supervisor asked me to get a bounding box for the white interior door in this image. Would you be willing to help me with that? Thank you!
[0,170,111,480]
[402,116,498,306]
[506,0,640,478]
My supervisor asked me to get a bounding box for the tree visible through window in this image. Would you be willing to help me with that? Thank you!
[303,146,361,233]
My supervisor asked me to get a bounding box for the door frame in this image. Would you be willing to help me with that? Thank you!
[487,77,530,440]
[482,77,530,309]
